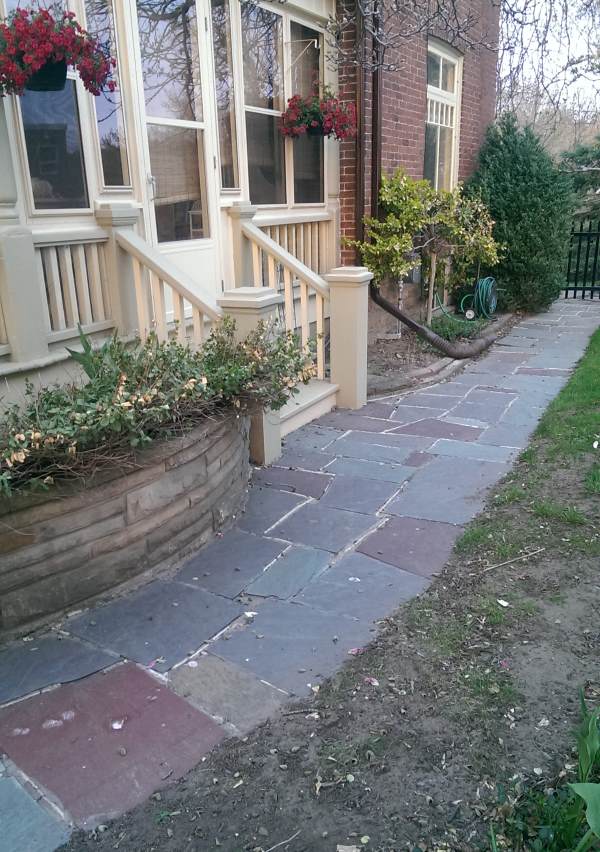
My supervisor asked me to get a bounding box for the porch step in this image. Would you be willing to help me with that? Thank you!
[279,379,338,437]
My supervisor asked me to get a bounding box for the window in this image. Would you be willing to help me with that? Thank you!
[211,0,239,189]
[20,83,89,210]
[136,0,209,243]
[240,7,325,206]
[424,43,461,191]
[85,0,130,187]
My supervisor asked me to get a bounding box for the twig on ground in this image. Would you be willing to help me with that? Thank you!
[264,829,301,851]
[282,709,317,716]
[481,548,546,573]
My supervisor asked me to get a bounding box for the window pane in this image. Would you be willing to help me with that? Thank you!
[211,0,239,188]
[427,52,441,88]
[293,134,323,203]
[441,59,456,93]
[147,125,208,242]
[21,82,88,209]
[85,0,130,186]
[290,21,320,94]
[423,122,438,188]
[438,126,454,190]
[137,0,202,122]
[246,112,285,205]
[241,5,283,111]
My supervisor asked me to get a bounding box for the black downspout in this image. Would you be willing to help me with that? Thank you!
[370,1,382,220]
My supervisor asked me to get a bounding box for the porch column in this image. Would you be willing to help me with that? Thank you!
[325,266,373,410]
[218,286,284,466]
[95,203,141,337]
[228,202,257,287]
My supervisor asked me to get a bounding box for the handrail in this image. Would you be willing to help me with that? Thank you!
[115,229,222,322]
[240,219,329,299]
[33,227,108,248]
[253,210,332,227]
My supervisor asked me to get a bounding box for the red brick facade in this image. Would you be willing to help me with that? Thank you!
[338,1,500,265]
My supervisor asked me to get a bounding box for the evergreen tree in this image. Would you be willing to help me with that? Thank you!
[468,114,574,311]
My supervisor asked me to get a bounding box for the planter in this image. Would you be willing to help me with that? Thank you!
[0,415,250,637]
[306,125,325,137]
[25,59,68,92]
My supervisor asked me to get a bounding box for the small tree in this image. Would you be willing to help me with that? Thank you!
[467,114,574,311]
[561,135,600,215]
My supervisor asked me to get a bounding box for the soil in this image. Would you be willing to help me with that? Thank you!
[62,358,600,852]
[368,329,439,376]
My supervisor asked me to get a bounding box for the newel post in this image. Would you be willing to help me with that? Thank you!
[218,287,284,465]
[94,202,141,337]
[325,266,373,410]
[228,202,257,287]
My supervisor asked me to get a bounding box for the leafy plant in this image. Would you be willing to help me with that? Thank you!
[468,113,574,312]
[0,318,314,497]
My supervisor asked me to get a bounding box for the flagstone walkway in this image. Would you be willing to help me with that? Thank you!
[1,299,599,851]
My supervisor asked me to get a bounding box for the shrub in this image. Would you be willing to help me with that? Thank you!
[467,113,574,311]
[0,319,314,497]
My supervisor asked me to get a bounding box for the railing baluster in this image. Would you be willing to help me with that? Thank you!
[43,247,66,331]
[311,222,318,272]
[150,273,167,341]
[132,257,150,340]
[283,267,294,332]
[192,305,204,345]
[71,244,92,325]
[316,292,325,380]
[251,240,262,287]
[300,281,309,349]
[305,225,312,274]
[57,245,79,328]
[85,243,105,321]
[173,292,187,343]
[297,224,304,267]
[267,253,276,289]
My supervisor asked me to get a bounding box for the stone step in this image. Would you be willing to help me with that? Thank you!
[279,379,338,437]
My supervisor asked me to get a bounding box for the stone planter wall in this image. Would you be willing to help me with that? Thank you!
[0,415,250,636]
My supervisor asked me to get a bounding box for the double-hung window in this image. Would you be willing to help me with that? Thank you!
[424,42,461,191]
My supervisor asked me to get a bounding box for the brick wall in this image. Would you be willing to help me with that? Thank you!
[338,0,500,263]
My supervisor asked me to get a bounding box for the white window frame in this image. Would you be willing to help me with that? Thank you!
[425,39,463,190]
[238,0,327,210]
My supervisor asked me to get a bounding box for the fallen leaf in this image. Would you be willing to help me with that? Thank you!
[497,599,510,608]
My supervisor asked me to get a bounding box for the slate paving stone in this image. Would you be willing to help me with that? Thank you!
[428,438,518,463]
[281,424,343,452]
[391,418,483,441]
[169,654,285,733]
[316,412,394,433]
[413,382,470,396]
[478,423,533,449]
[358,516,462,577]
[389,404,447,423]
[326,434,416,465]
[274,449,336,471]
[444,400,511,423]
[320,475,398,514]
[465,388,518,404]
[245,546,330,598]
[68,581,242,671]
[0,663,223,828]
[386,455,509,525]
[394,393,462,409]
[334,429,433,450]
[326,456,414,484]
[294,552,428,621]
[210,599,373,694]
[177,529,286,597]
[251,466,333,498]
[354,401,396,418]
[269,502,377,552]
[0,635,116,706]
[237,486,307,533]
[516,366,572,376]
[404,450,434,468]
[0,776,70,852]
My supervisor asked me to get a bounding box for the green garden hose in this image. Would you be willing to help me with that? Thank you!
[460,276,498,319]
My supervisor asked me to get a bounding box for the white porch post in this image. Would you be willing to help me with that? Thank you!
[0,102,49,362]
[228,202,258,287]
[95,203,142,337]
[218,286,284,466]
[325,266,373,410]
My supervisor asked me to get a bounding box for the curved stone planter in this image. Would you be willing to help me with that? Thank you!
[0,415,250,636]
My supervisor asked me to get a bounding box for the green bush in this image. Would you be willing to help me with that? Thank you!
[430,314,487,342]
[0,319,313,497]
[467,113,574,311]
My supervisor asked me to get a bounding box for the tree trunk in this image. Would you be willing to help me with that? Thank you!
[369,282,497,359]
[426,251,437,325]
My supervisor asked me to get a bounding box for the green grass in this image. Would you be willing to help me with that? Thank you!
[455,525,490,553]
[585,463,600,494]
[493,485,528,505]
[532,499,587,525]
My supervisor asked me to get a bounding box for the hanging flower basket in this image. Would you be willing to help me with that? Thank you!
[280,86,357,141]
[0,8,116,98]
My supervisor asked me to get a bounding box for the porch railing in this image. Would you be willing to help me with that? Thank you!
[115,229,222,345]
[240,217,329,380]
[254,211,335,276]
[33,229,114,341]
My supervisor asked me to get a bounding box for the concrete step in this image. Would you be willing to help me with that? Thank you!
[279,379,338,437]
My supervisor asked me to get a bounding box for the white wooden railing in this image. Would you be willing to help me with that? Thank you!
[33,229,114,342]
[240,218,329,380]
[115,229,222,345]
[254,211,334,277]
[0,301,7,350]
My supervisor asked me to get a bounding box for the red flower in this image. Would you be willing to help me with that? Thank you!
[280,85,356,141]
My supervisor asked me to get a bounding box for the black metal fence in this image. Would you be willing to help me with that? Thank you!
[564,220,600,298]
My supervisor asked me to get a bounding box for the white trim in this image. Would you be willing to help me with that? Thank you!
[426,38,463,189]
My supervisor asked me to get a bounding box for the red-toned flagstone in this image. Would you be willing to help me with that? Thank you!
[0,663,224,828]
